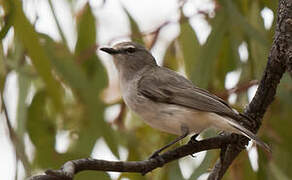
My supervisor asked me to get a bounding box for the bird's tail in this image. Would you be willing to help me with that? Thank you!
[226,117,271,153]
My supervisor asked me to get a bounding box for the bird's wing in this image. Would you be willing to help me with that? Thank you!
[138,67,237,118]
[138,67,272,152]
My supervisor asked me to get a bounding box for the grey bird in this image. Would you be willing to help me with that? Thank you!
[100,42,271,157]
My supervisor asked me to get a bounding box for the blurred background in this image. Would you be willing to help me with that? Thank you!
[0,0,291,179]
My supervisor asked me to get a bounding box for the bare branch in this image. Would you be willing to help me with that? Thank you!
[28,135,239,180]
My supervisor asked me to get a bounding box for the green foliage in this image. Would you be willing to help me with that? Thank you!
[10,0,63,110]
[0,0,290,179]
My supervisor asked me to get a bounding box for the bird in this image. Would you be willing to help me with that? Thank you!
[100,41,271,157]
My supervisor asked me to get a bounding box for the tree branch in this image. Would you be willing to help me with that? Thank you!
[207,0,291,179]
[29,135,239,180]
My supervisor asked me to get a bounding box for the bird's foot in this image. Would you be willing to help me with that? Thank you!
[148,151,159,160]
[188,134,199,158]
[147,151,165,169]
[188,134,199,145]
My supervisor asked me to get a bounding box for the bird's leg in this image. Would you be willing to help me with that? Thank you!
[148,126,189,159]
[187,133,200,158]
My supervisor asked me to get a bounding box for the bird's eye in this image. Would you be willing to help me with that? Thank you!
[125,47,136,53]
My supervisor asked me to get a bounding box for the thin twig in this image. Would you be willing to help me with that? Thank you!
[216,80,259,100]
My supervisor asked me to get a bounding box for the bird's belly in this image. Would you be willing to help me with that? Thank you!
[124,93,212,135]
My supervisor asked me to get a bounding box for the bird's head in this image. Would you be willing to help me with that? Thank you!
[100,42,157,74]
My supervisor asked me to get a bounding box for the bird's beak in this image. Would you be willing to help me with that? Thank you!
[100,47,120,55]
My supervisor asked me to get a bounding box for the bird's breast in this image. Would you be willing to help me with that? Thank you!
[121,81,212,135]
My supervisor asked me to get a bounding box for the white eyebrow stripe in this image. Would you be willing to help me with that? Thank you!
[121,44,135,49]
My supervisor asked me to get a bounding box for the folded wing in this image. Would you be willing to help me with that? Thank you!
[138,67,237,120]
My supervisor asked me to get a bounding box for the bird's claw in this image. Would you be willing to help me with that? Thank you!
[188,134,199,144]
[190,154,196,158]
[148,151,160,160]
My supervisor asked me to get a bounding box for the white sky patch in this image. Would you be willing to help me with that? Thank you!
[24,133,35,163]
[198,173,210,180]
[120,178,130,180]
[3,71,18,128]
[225,69,241,89]
[91,138,128,180]
[34,0,61,41]
[16,160,26,180]
[150,23,180,65]
[247,85,258,103]
[186,0,214,44]
[2,27,14,56]
[25,84,36,105]
[228,93,237,105]
[238,41,249,62]
[104,104,121,123]
[247,141,259,171]
[118,146,129,162]
[179,150,206,179]
[0,6,4,16]
[22,0,38,23]
[261,7,274,30]
[189,16,211,45]
[55,130,71,153]
[89,0,104,10]
[50,0,77,51]
[73,0,88,12]
[183,0,215,17]
[96,0,130,45]
[0,113,16,180]
[120,0,179,32]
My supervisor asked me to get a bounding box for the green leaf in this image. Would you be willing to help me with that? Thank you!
[259,0,278,13]
[16,74,30,136]
[224,0,269,48]
[75,3,98,77]
[27,90,54,148]
[178,20,200,83]
[214,35,238,90]
[0,43,7,93]
[124,8,144,44]
[0,13,12,41]
[189,151,217,179]
[75,171,111,180]
[168,161,184,180]
[162,42,181,71]
[266,74,292,178]
[247,1,269,78]
[10,0,63,110]
[191,10,228,88]
[242,153,258,180]
[41,34,119,157]
[27,90,58,168]
[269,162,290,180]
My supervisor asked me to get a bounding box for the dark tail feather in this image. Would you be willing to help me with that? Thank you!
[227,118,271,153]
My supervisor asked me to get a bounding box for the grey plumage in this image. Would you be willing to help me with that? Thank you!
[100,41,271,153]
